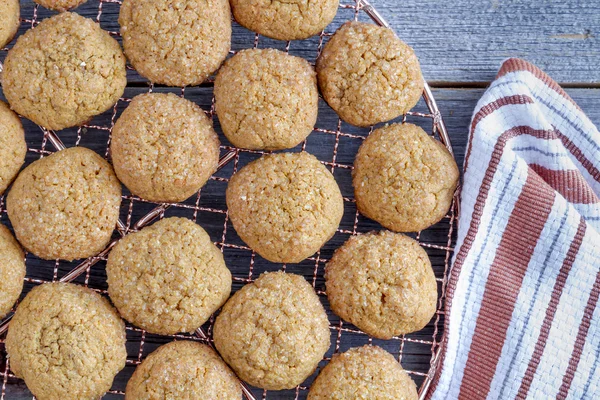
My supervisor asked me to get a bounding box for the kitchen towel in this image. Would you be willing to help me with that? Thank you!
[427,58,600,400]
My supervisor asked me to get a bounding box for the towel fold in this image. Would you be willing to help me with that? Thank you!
[427,58,600,400]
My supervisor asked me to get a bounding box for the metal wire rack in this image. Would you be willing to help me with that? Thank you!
[0,0,458,399]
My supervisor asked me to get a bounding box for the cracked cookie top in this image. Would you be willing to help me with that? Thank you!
[7,147,122,261]
[308,345,418,400]
[34,0,87,11]
[6,282,127,400]
[0,224,25,319]
[316,21,424,127]
[111,93,220,203]
[230,0,339,41]
[325,231,437,339]
[353,123,459,232]
[107,217,232,335]
[119,0,231,86]
[226,152,344,263]
[214,272,330,390]
[215,48,318,151]
[0,101,26,195]
[0,0,19,48]
[125,341,241,400]
[2,12,126,130]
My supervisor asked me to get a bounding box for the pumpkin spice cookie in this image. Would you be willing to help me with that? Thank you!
[111,93,220,203]
[34,0,87,12]
[215,49,318,151]
[6,282,127,400]
[353,123,459,232]
[119,0,231,86]
[308,345,418,400]
[0,225,25,319]
[226,152,344,263]
[0,101,26,195]
[326,231,437,339]
[316,21,424,127]
[107,217,232,335]
[214,272,330,390]
[126,341,241,400]
[7,147,122,261]
[0,0,19,48]
[2,13,126,130]
[230,0,339,41]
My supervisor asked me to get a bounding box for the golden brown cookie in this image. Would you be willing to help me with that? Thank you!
[230,0,339,41]
[34,0,87,11]
[308,345,418,400]
[353,123,459,232]
[125,341,241,400]
[2,13,126,130]
[0,101,26,195]
[0,0,19,48]
[0,225,25,319]
[325,231,437,338]
[111,93,220,203]
[316,22,424,127]
[107,217,231,335]
[215,49,318,151]
[214,272,330,390]
[7,147,122,261]
[119,0,231,86]
[6,282,127,400]
[226,152,343,263]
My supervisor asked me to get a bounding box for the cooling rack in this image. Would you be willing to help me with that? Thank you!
[0,1,459,399]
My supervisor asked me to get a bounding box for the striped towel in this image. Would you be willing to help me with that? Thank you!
[427,58,600,400]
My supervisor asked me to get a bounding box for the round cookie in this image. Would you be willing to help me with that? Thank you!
[316,21,424,127]
[226,152,343,263]
[111,93,220,203]
[215,49,318,151]
[214,272,330,390]
[119,0,231,86]
[230,0,339,41]
[2,13,126,130]
[325,231,437,339]
[0,0,19,48]
[353,123,459,232]
[7,147,122,261]
[34,0,87,12]
[0,225,25,319]
[307,345,418,400]
[126,341,241,400]
[107,217,232,335]
[0,101,26,195]
[6,282,127,400]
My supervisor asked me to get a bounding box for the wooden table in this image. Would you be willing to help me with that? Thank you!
[1,1,598,399]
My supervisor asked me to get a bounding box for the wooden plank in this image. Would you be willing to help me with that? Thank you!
[3,1,599,85]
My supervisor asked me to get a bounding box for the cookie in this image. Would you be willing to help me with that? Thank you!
[111,93,220,203]
[307,345,418,400]
[215,49,318,150]
[0,0,19,48]
[126,341,241,400]
[7,147,122,261]
[0,101,26,195]
[0,225,25,319]
[230,0,339,41]
[326,231,437,338]
[6,282,127,400]
[119,0,231,86]
[107,217,231,335]
[34,0,87,12]
[353,123,459,232]
[226,152,343,263]
[214,272,330,390]
[316,22,424,127]
[2,13,126,130]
